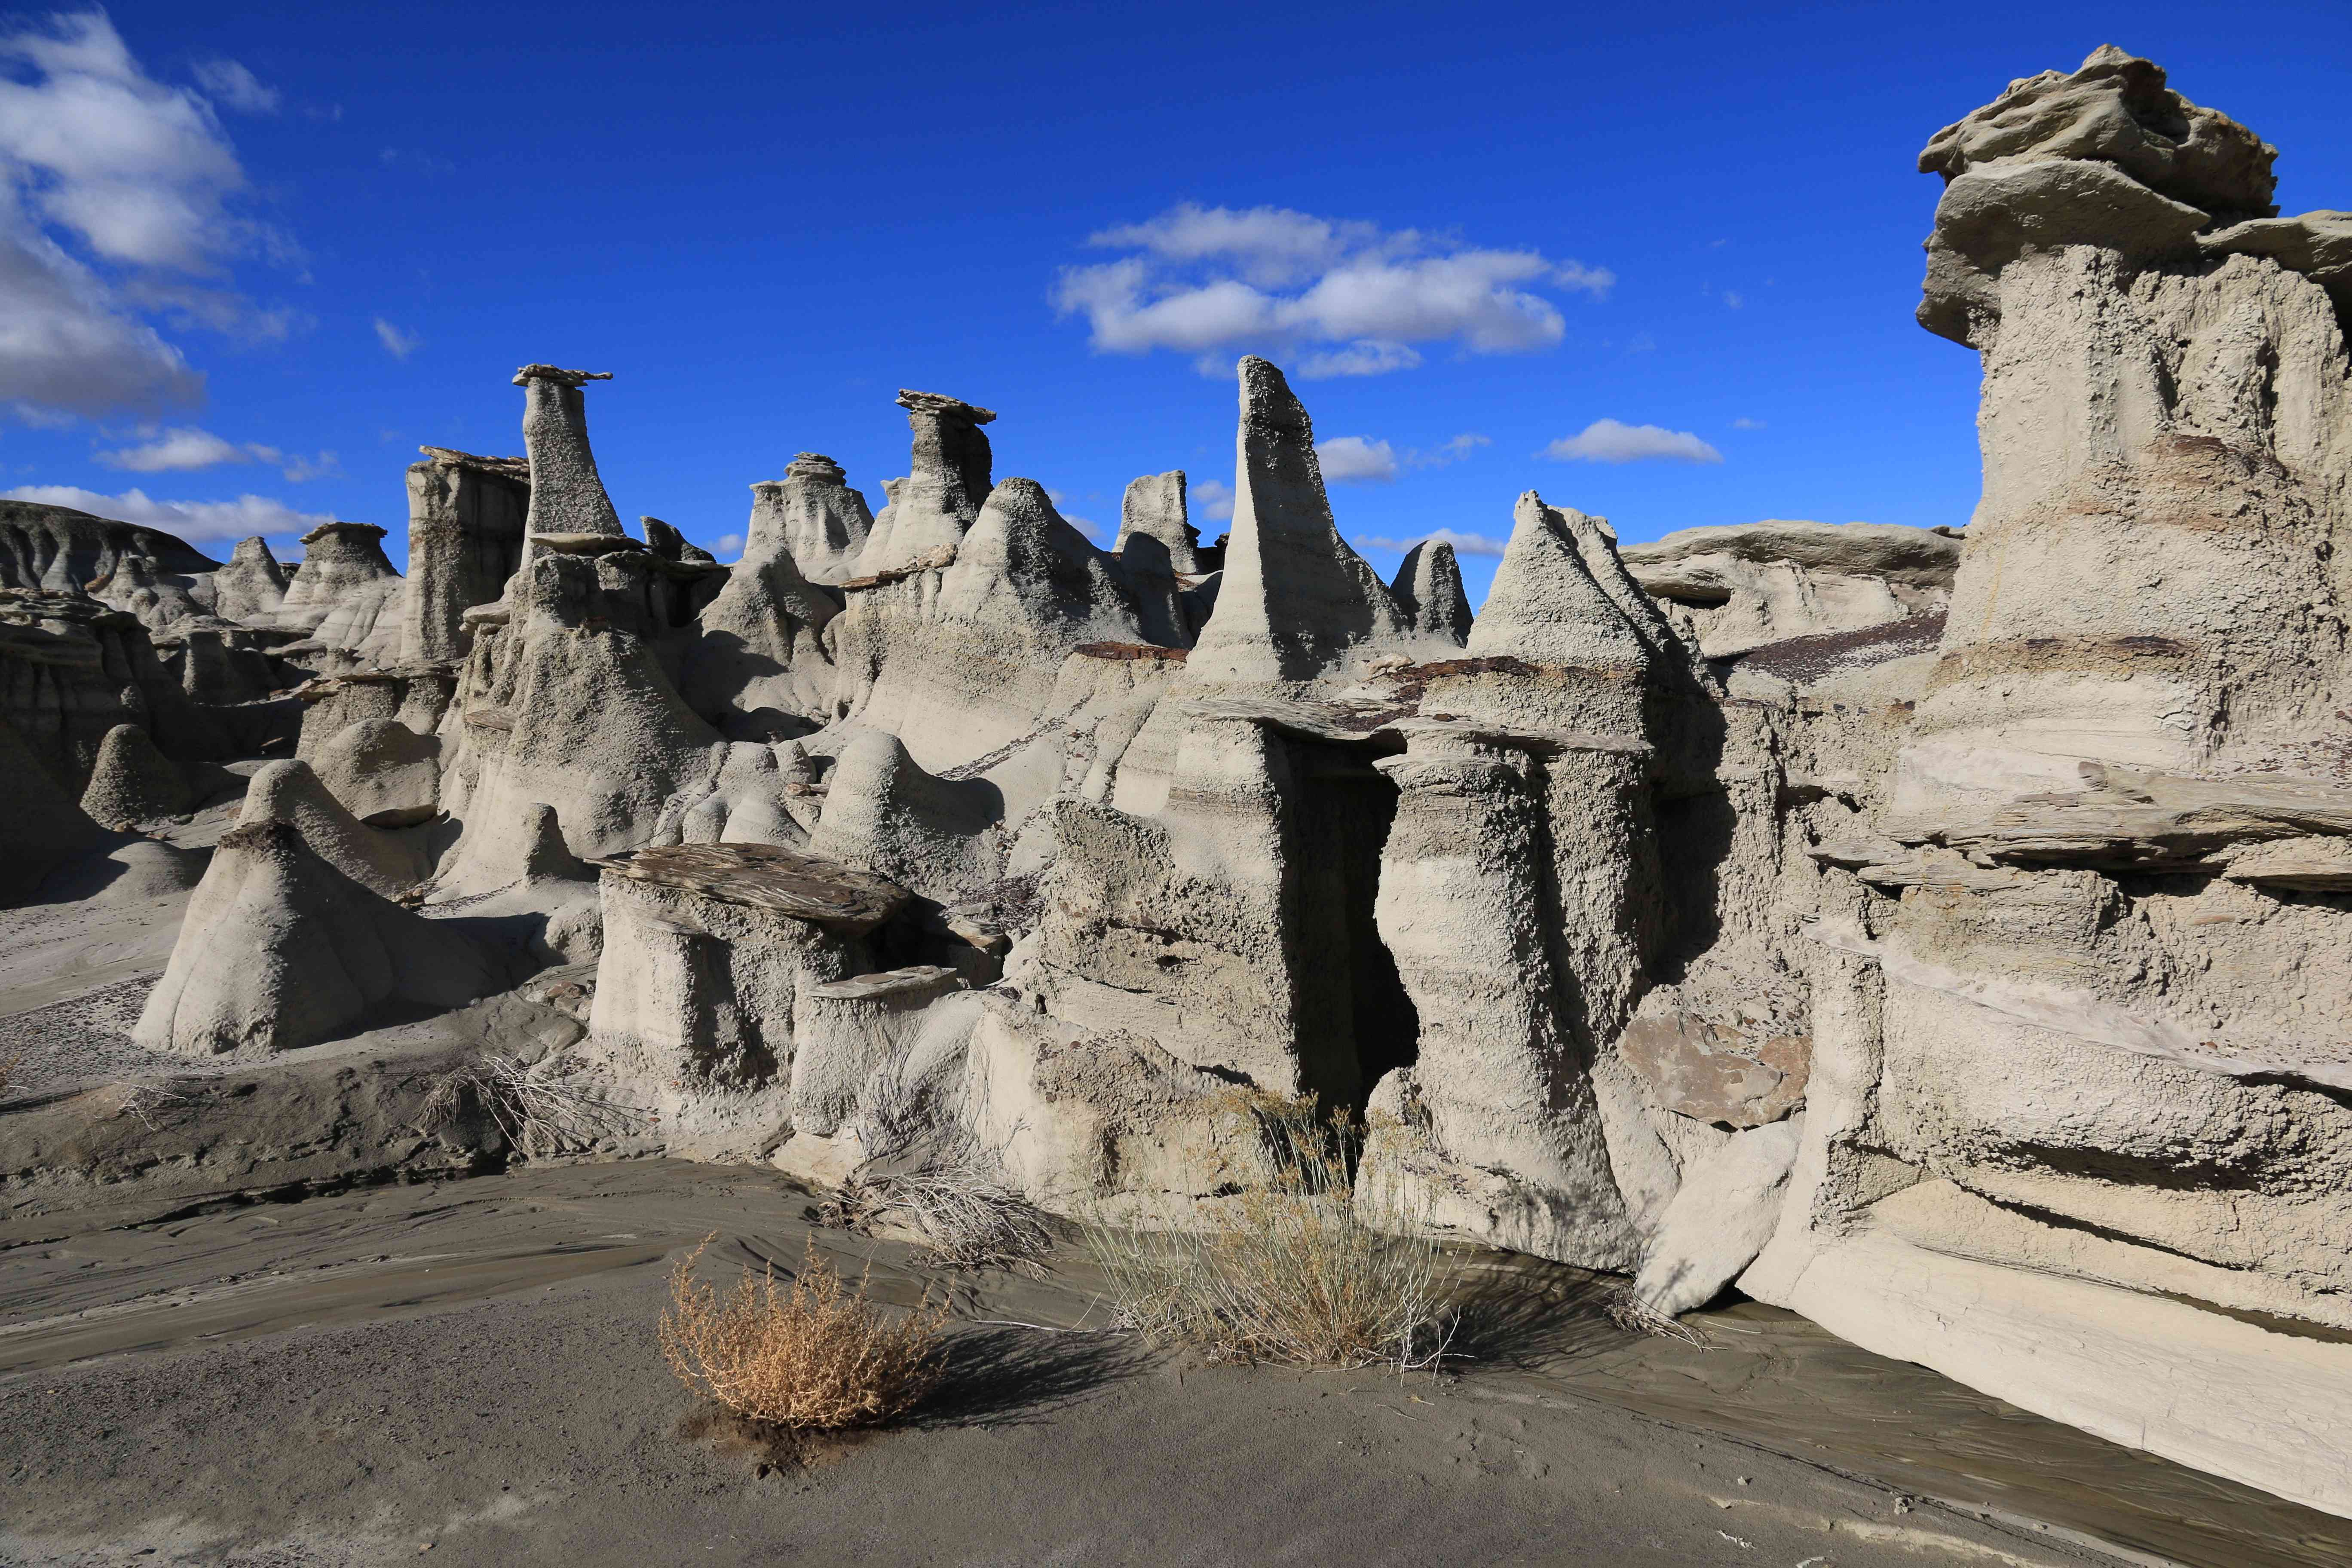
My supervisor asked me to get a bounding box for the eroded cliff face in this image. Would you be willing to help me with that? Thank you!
[10,44,2352,1523]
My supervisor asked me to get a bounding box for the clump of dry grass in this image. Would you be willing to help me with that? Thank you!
[419,1050,637,1158]
[659,1235,949,1430]
[1603,1285,1714,1348]
[821,1148,1056,1273]
[1083,1094,1461,1372]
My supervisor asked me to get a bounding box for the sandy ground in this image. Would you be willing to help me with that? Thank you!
[4,824,2349,1568]
[4,1162,2349,1568]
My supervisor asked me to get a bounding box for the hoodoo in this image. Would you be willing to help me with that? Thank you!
[8,41,2352,1539]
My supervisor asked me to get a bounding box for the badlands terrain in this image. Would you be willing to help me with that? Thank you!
[6,43,2352,1567]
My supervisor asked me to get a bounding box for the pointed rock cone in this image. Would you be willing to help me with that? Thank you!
[1186,356,1414,683]
[211,536,289,623]
[132,818,505,1055]
[79,723,191,828]
[1467,492,1654,672]
[1389,539,1473,646]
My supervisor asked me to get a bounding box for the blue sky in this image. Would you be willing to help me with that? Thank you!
[3,2,2349,606]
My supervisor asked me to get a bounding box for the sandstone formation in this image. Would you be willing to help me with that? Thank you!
[77,721,194,827]
[207,537,291,625]
[132,818,507,1057]
[276,521,405,666]
[1622,520,1960,659]
[401,448,530,662]
[15,44,2352,1523]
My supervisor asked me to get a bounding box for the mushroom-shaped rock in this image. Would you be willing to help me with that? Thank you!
[78,723,191,828]
[1388,539,1473,646]
[132,818,506,1056]
[751,454,876,586]
[237,758,425,896]
[208,536,289,624]
[854,391,995,576]
[1186,357,1424,683]
[791,965,968,1138]
[277,521,405,665]
[586,842,910,1136]
[513,365,623,573]
[312,717,441,827]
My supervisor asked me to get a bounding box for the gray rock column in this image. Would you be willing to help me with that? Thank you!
[400,449,530,663]
[512,364,622,575]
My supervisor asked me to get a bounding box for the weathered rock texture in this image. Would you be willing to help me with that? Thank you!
[23,60,2352,1523]
[402,448,530,662]
[1623,521,1959,659]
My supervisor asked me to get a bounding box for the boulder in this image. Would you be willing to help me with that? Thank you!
[1918,44,2276,220]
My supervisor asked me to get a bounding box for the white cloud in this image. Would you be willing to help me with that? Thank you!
[1355,527,1507,558]
[1732,416,1767,430]
[97,423,242,470]
[0,12,292,420]
[1056,202,1612,379]
[1191,478,1233,522]
[1412,432,1489,469]
[1543,419,1723,465]
[95,424,335,480]
[1296,340,1421,378]
[191,59,278,115]
[374,317,419,359]
[1723,290,1744,309]
[709,531,744,561]
[1316,435,1398,484]
[2,481,331,541]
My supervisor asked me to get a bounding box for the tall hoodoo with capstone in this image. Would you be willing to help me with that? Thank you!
[23,50,2352,1529]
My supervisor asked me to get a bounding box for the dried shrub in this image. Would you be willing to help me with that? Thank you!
[1603,1284,1715,1348]
[1082,1094,1462,1371]
[821,1147,1056,1273]
[419,1050,637,1158]
[659,1236,949,1430]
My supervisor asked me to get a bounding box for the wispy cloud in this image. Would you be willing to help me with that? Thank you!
[1191,478,1234,522]
[95,424,335,480]
[191,58,278,114]
[3,481,331,540]
[1316,435,1398,484]
[1543,419,1722,465]
[374,317,419,359]
[0,12,296,419]
[709,531,744,561]
[1056,202,1612,380]
[1355,527,1507,558]
[1732,416,1767,430]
